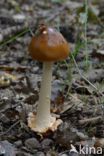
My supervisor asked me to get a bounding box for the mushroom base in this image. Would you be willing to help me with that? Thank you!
[28,112,62,133]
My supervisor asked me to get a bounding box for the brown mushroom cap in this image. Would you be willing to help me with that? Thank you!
[28,24,69,61]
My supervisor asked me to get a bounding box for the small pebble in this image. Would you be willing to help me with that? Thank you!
[14,140,22,148]
[59,152,78,156]
[0,34,3,42]
[25,138,41,150]
[0,114,10,124]
[13,14,26,24]
[16,151,32,156]
[41,139,53,150]
[35,151,45,156]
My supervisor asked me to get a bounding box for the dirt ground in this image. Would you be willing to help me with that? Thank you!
[0,0,104,155]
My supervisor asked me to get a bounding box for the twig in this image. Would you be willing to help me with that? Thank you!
[0,65,31,72]
[0,120,20,136]
[79,116,102,125]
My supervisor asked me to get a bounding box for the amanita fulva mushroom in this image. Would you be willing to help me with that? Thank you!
[28,24,69,133]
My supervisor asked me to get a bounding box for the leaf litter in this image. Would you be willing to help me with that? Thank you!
[0,0,104,155]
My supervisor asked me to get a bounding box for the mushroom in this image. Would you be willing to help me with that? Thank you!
[28,24,69,133]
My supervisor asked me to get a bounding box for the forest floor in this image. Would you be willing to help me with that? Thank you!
[0,0,104,155]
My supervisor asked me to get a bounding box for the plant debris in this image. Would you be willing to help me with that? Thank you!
[0,0,104,155]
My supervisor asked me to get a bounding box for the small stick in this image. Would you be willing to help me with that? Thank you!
[79,116,102,125]
[0,120,20,136]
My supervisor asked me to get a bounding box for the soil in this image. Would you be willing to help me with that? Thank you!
[0,0,104,156]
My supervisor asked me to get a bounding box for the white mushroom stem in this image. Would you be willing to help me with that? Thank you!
[28,62,62,133]
[35,62,56,131]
